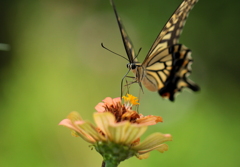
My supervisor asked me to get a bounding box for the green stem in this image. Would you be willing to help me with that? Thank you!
[102,160,119,167]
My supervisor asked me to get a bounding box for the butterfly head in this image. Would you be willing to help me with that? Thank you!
[127,63,137,70]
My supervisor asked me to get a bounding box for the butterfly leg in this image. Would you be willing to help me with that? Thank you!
[126,77,142,113]
[122,79,130,95]
[121,69,132,98]
[122,75,144,95]
[124,76,144,94]
[121,76,136,98]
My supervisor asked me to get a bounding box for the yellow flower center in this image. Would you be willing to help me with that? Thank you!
[122,94,140,107]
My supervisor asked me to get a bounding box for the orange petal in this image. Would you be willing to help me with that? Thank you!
[136,115,163,125]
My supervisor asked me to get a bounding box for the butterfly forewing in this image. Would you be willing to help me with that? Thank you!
[143,0,198,62]
[110,0,138,63]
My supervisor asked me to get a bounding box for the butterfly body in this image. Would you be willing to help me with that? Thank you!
[127,63,145,83]
[109,0,200,101]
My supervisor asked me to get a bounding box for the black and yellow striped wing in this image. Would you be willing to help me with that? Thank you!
[159,45,199,101]
[143,0,199,59]
[141,0,200,101]
[110,0,138,64]
[142,44,199,101]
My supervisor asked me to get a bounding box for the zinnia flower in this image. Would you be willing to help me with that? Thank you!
[59,94,172,167]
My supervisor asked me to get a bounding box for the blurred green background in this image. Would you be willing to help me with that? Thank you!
[1,0,240,166]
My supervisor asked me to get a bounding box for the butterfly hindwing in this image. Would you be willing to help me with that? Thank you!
[141,44,199,100]
[158,44,200,101]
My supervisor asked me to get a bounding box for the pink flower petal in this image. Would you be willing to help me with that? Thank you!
[112,97,121,105]
[95,102,105,112]
[102,97,114,105]
[59,119,81,133]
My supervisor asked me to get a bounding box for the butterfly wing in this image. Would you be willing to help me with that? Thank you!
[141,0,199,101]
[110,0,137,63]
[143,0,198,60]
[158,44,200,101]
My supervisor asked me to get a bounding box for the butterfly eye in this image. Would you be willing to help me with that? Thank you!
[126,63,136,69]
[131,64,136,70]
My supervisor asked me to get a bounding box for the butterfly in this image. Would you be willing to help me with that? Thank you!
[108,0,200,101]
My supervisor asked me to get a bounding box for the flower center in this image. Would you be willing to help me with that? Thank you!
[122,94,140,109]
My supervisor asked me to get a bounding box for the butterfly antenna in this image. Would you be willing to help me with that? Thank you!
[101,43,129,61]
[134,47,142,61]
